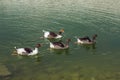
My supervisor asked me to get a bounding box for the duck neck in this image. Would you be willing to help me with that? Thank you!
[58,31,62,35]
[66,40,70,46]
[92,36,97,42]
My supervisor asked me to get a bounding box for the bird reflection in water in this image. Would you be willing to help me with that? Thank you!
[49,48,70,55]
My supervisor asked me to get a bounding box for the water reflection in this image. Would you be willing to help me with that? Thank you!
[77,44,97,51]
[80,44,96,50]
[49,48,70,55]
[12,51,41,62]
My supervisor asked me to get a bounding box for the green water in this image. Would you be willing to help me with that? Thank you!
[0,0,120,80]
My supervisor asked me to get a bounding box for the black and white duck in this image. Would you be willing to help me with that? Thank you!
[50,39,71,49]
[43,29,64,39]
[76,34,97,44]
[14,44,41,56]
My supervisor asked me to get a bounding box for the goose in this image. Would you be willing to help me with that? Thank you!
[50,39,71,49]
[14,44,41,56]
[42,29,64,39]
[76,34,97,44]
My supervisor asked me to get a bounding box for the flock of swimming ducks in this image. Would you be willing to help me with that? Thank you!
[14,29,97,56]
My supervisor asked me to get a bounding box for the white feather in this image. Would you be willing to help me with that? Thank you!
[15,47,39,56]
[50,43,55,48]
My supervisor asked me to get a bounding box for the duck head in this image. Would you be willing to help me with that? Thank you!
[66,38,71,45]
[36,44,41,48]
[66,38,71,42]
[59,29,64,35]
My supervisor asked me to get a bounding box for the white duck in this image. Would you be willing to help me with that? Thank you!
[76,34,97,44]
[14,44,41,56]
[42,29,64,39]
[50,39,71,49]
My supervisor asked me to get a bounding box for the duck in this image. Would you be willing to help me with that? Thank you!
[13,44,41,56]
[76,34,97,44]
[50,39,71,49]
[42,29,64,39]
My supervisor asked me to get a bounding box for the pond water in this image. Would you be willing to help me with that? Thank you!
[0,0,120,80]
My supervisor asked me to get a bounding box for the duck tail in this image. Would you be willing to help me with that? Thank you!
[74,36,78,39]
[14,46,17,49]
[42,30,47,33]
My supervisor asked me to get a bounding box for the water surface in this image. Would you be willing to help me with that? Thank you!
[0,0,120,80]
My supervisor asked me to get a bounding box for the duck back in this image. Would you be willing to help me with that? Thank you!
[24,48,32,53]
[50,32,57,37]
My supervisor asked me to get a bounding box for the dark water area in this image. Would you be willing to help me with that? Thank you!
[0,0,120,80]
